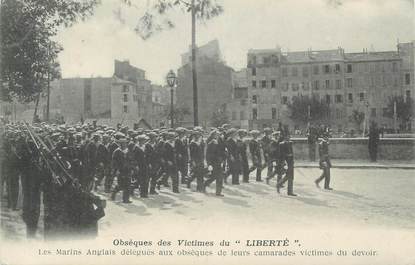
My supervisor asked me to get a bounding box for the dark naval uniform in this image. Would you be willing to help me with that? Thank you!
[164,141,179,193]
[261,135,272,180]
[249,138,262,181]
[315,138,332,190]
[188,139,204,191]
[134,144,148,197]
[204,138,223,196]
[237,138,249,183]
[226,137,240,185]
[111,147,131,203]
[277,139,296,195]
[175,136,188,184]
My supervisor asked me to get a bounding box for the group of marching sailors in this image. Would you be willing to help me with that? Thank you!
[0,121,333,238]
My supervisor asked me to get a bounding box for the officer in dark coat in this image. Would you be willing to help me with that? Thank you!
[135,134,149,198]
[145,132,159,195]
[261,127,273,182]
[156,132,169,188]
[20,136,42,237]
[226,128,240,185]
[249,130,262,182]
[175,127,188,184]
[237,129,250,183]
[5,131,21,210]
[266,131,282,184]
[368,122,380,162]
[95,133,109,191]
[204,130,224,196]
[105,135,120,193]
[164,132,179,193]
[315,133,332,190]
[277,132,296,196]
[188,130,205,191]
[111,136,131,203]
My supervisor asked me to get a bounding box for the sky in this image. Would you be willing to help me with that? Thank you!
[55,0,415,85]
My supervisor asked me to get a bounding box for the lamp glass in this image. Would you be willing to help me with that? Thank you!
[166,70,176,87]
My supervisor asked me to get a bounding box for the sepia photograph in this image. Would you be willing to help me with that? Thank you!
[0,0,414,264]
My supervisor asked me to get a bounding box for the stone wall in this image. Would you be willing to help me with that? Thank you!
[291,138,415,161]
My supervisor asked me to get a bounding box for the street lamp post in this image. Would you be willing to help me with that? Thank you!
[393,100,397,133]
[166,70,177,128]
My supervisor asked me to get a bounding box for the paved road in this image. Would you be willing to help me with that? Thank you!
[1,168,414,241]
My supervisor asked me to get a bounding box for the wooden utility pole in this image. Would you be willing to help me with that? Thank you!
[191,0,199,126]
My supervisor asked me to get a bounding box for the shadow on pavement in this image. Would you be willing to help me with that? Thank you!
[231,183,273,195]
[115,202,151,216]
[330,189,371,201]
[286,195,335,208]
[218,195,251,208]
[221,187,250,198]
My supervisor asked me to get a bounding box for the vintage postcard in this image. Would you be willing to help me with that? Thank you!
[0,0,414,264]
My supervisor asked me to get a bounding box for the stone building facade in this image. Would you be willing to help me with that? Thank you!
[244,42,414,132]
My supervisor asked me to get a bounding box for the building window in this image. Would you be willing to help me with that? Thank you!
[346,64,352,73]
[271,80,276,88]
[252,108,258,120]
[272,108,277,120]
[324,65,330,74]
[346,78,353,88]
[325,80,330,89]
[282,68,288,77]
[252,95,258,104]
[282,96,288,104]
[240,111,245,120]
[370,108,376,117]
[405,73,411,85]
[122,85,129,92]
[335,64,341,73]
[335,94,343,103]
[252,80,257,88]
[252,67,256,76]
[123,94,128,102]
[232,111,237,120]
[123,105,128,113]
[348,93,353,103]
[325,95,331,104]
[292,67,298,77]
[335,79,342,89]
[313,65,319,75]
[302,66,309,77]
[406,90,411,100]
[359,92,365,101]
[261,80,267,88]
[313,80,320,90]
